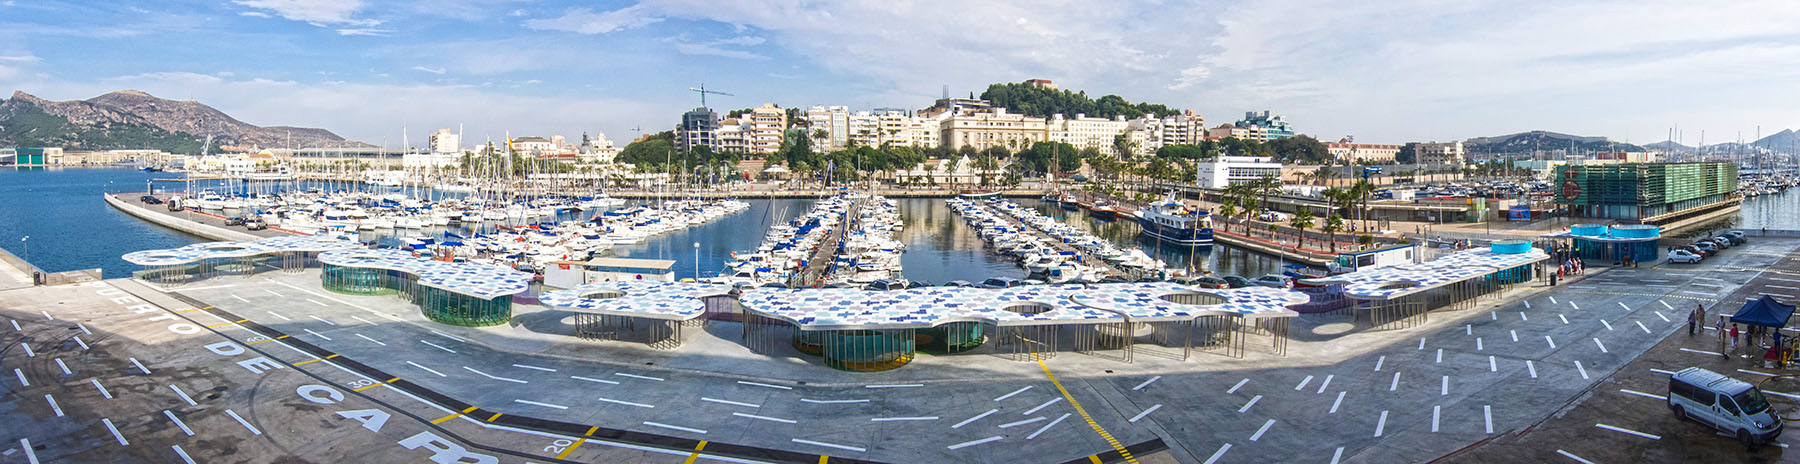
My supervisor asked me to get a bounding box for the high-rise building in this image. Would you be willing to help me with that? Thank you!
[429,128,460,153]
[745,104,787,155]
[804,106,850,151]
[585,132,621,163]
[678,107,720,153]
[1233,110,1295,141]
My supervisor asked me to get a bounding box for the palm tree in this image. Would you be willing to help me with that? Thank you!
[1218,199,1238,234]
[1291,209,1314,250]
[1322,213,1344,253]
[1350,179,1374,232]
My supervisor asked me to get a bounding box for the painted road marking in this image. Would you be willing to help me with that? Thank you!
[303,329,332,341]
[1389,372,1401,391]
[572,375,620,385]
[871,417,938,422]
[1028,413,1072,440]
[1637,321,1652,333]
[1576,361,1590,380]
[169,385,197,406]
[1511,330,1518,342]
[1595,423,1660,440]
[1657,312,1670,322]
[1133,376,1162,391]
[91,379,113,399]
[1331,447,1344,464]
[164,410,193,436]
[1419,337,1426,350]
[204,319,247,328]
[1650,368,1677,375]
[1330,392,1345,414]
[514,399,569,410]
[800,398,869,404]
[1295,375,1313,391]
[737,380,791,390]
[102,418,128,445]
[1375,355,1386,371]
[1432,405,1441,432]
[1682,291,1713,296]
[1559,314,1567,324]
[55,358,70,376]
[429,330,467,343]
[1204,443,1231,464]
[233,294,249,303]
[1477,337,1484,351]
[420,340,456,353]
[354,333,387,346]
[1762,391,1800,400]
[513,363,557,372]
[7,320,16,331]
[21,343,34,357]
[864,383,922,388]
[1620,389,1667,400]
[1739,369,1779,377]
[1250,419,1275,441]
[1681,347,1723,356]
[76,323,90,335]
[265,289,284,297]
[1546,336,1557,349]
[948,436,1005,449]
[44,394,62,417]
[1549,296,1558,305]
[616,373,665,381]
[41,311,52,321]
[17,439,34,464]
[792,438,863,452]
[954,409,999,428]
[462,366,528,384]
[1317,375,1335,394]
[1557,449,1597,464]
[1484,405,1494,434]
[702,397,760,408]
[1601,320,1614,331]
[1228,378,1249,394]
[1435,349,1443,363]
[1660,300,1672,309]
[306,298,329,307]
[1441,376,1450,396]
[129,358,151,375]
[999,417,1047,428]
[645,422,707,434]
[406,361,446,377]
[597,397,655,408]
[1524,301,1531,309]
[1128,405,1162,423]
[307,315,336,326]
[1594,338,1609,353]
[1239,395,1263,413]
[12,368,25,387]
[1465,324,1472,335]
[266,311,291,321]
[1374,411,1389,437]
[348,315,377,326]
[996,385,1034,401]
[1527,360,1538,378]
[1024,397,1064,415]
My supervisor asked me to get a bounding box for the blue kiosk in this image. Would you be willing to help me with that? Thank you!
[1547,224,1661,263]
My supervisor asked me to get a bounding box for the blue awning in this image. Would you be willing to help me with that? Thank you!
[1731,295,1795,328]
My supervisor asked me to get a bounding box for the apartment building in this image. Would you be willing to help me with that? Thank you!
[1417,141,1467,166]
[939,107,1048,152]
[745,103,787,155]
[1325,141,1401,164]
[1047,113,1130,157]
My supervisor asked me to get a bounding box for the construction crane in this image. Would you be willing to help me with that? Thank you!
[687,84,733,108]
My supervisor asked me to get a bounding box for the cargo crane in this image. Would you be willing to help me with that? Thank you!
[687,84,732,108]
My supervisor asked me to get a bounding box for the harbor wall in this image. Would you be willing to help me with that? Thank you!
[103,193,262,242]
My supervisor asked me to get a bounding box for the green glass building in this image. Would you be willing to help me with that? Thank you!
[1554,162,1738,222]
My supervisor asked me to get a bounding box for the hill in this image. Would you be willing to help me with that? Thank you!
[979,81,1179,120]
[0,90,372,153]
[1643,140,1695,153]
[1462,130,1643,156]
[1752,128,1800,151]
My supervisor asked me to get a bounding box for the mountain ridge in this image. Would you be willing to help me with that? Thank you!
[0,90,372,152]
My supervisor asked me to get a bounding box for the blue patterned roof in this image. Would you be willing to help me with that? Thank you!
[1307,247,1549,300]
[539,281,734,321]
[319,248,533,299]
[736,282,1304,330]
[123,235,363,266]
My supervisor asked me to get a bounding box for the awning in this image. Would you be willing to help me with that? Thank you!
[1731,295,1795,328]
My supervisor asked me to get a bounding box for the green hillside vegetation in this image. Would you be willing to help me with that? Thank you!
[0,104,207,153]
[980,81,1179,119]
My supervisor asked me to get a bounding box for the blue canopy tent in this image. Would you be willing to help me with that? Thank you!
[1731,295,1796,329]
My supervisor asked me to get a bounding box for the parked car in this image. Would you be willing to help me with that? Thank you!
[1250,274,1295,289]
[979,277,1027,289]
[1669,367,1782,448]
[138,195,163,204]
[1724,231,1748,245]
[1221,275,1253,288]
[1703,237,1732,249]
[1256,210,1291,222]
[1184,276,1232,289]
[864,280,908,291]
[1667,249,1703,264]
[1675,244,1711,258]
[942,280,975,287]
[1693,241,1720,254]
[244,218,267,230]
[223,216,246,226]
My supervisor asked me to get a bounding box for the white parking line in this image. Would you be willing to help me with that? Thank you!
[800,398,869,404]
[1680,347,1723,356]
[266,311,291,321]
[1489,356,1497,372]
[1549,296,1558,305]
[1556,449,1596,464]
[1477,337,1484,351]
[354,333,387,346]
[1656,312,1670,322]
[1465,324,1471,335]
[1650,368,1676,375]
[306,298,329,307]
[1491,311,1496,321]
[428,330,467,343]
[420,340,456,353]
[1441,376,1449,396]
[1204,443,1232,464]
[77,323,90,335]
[1239,395,1263,413]
[349,315,377,326]
[1374,411,1389,437]
[1228,378,1249,394]
[1762,391,1800,400]
[948,436,1005,449]
[1660,300,1672,309]
[169,384,197,406]
[1294,375,1313,391]
[1559,314,1568,324]
[515,399,569,410]
[55,358,70,376]
[597,397,655,408]
[225,409,262,435]
[995,385,1033,401]
[307,315,336,326]
[1618,302,1630,310]
[1546,335,1557,349]
[1576,361,1590,380]
[8,320,16,331]
[954,409,999,428]
[571,375,619,385]
[1390,372,1401,391]
[1681,291,1713,296]
[1601,320,1614,331]
[1331,447,1344,464]
[738,380,792,390]
[1594,338,1609,353]
[1524,301,1531,309]
[1317,375,1334,394]
[406,361,446,377]
[163,410,192,436]
[18,439,35,464]
[265,289,284,297]
[40,310,52,321]
[702,397,760,408]
[1619,389,1667,400]
[91,379,113,399]
[45,394,62,417]
[1027,413,1071,440]
[1511,330,1518,342]
[129,358,151,375]
[1571,301,1581,310]
[102,418,128,445]
[616,373,665,381]
[302,329,331,341]
[644,422,707,434]
[999,417,1046,428]
[1250,419,1276,441]
[1636,321,1651,333]
[1375,355,1386,371]
[1128,404,1162,423]
[461,366,528,384]
[1485,405,1494,434]
[512,364,557,372]
[1595,423,1660,440]
[233,294,249,303]
[792,438,863,452]
[870,416,938,422]
[1133,375,1162,391]
[12,368,25,387]
[1330,392,1345,414]
[1436,348,1443,363]
[1432,405,1441,432]
[863,383,921,388]
[1024,397,1064,415]
[1738,369,1779,377]
[1419,337,1426,350]
[20,342,33,357]
[1527,360,1538,378]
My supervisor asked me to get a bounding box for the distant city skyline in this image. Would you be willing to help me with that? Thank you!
[1,0,1797,148]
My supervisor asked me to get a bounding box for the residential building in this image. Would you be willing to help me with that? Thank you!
[1195,156,1283,189]
[1554,162,1738,223]
[509,136,555,156]
[716,119,749,154]
[1156,110,1207,146]
[429,129,460,154]
[584,132,622,164]
[1047,113,1130,157]
[1233,110,1296,141]
[847,111,880,148]
[745,104,786,155]
[678,107,721,153]
[1025,78,1057,90]
[804,105,850,150]
[1207,123,1250,140]
[1417,141,1466,166]
[939,107,1048,153]
[917,97,991,119]
[1325,141,1401,164]
[403,152,460,169]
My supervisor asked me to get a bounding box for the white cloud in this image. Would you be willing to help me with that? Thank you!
[410,66,447,75]
[336,28,392,36]
[234,0,380,27]
[524,6,662,34]
[0,54,40,63]
[669,36,768,60]
[239,11,271,18]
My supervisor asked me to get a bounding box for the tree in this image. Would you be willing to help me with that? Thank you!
[1218,199,1238,234]
[1350,179,1375,232]
[1155,144,1208,160]
[979,81,1178,119]
[617,131,676,167]
[1322,214,1344,253]
[1267,135,1331,164]
[1397,142,1421,164]
[1291,209,1314,250]
[1018,141,1076,174]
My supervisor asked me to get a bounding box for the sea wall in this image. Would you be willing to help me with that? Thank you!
[103,194,261,242]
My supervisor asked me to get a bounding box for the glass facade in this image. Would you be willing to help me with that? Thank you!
[321,263,513,326]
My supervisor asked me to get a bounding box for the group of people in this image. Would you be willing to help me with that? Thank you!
[1691,304,1798,367]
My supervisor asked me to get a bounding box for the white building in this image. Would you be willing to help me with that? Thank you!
[1047,113,1131,157]
[584,132,621,164]
[1417,141,1466,166]
[805,105,850,151]
[1157,110,1207,146]
[847,111,879,148]
[429,129,460,154]
[1325,142,1401,164]
[745,104,786,155]
[510,136,555,155]
[403,152,461,169]
[939,107,1048,152]
[716,119,749,154]
[1195,156,1283,188]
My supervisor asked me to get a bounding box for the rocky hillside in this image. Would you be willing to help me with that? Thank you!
[1463,130,1643,156]
[0,90,372,152]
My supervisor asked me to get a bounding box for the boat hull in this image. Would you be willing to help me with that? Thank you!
[1137,216,1213,245]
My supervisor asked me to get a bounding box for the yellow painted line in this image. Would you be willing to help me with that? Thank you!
[1032,351,1138,464]
[682,441,709,464]
[555,438,587,459]
[246,335,289,345]
[487,412,503,422]
[584,426,598,437]
[205,319,247,328]
[430,412,463,424]
[818,456,829,464]
[1089,456,1104,463]
[462,406,479,413]
[353,380,388,392]
[174,308,204,313]
[293,358,325,366]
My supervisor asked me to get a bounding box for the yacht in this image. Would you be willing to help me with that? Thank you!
[1136,193,1213,246]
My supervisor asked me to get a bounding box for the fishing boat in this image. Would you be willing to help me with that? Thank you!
[1136,193,1212,246]
[957,189,1002,199]
[1088,200,1118,221]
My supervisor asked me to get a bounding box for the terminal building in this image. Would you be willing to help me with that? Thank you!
[1553,162,1739,223]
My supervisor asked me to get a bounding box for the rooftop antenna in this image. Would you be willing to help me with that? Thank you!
[687,84,733,109]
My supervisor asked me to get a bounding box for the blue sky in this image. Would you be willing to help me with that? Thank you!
[2,0,1798,148]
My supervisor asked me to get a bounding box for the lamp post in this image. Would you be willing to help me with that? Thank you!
[692,242,700,281]
[20,235,27,265]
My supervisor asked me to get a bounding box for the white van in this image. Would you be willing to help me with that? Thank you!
[1668,367,1783,447]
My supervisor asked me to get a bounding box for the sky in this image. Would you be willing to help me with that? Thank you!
[2,0,1798,148]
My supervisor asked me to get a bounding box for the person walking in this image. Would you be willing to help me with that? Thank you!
[1719,317,1729,358]
[1688,307,1697,336]
[1731,324,1741,353]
